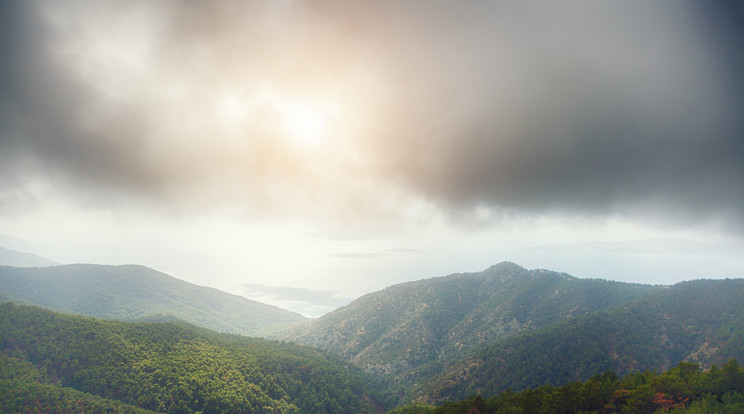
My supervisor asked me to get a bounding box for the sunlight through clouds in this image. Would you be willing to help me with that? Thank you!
[1,0,743,315]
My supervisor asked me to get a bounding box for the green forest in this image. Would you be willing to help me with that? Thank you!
[386,360,744,413]
[415,279,744,402]
[2,270,744,413]
[4,303,744,414]
[0,303,390,414]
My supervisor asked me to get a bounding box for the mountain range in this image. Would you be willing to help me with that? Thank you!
[280,262,664,399]
[416,277,744,402]
[0,245,57,267]
[0,264,305,337]
[2,260,743,411]
[280,263,744,403]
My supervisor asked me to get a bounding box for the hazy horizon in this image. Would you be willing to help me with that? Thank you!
[2,1,743,317]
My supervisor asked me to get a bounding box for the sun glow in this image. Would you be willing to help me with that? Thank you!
[281,101,332,147]
[213,83,343,148]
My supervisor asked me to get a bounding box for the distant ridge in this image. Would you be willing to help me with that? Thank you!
[0,264,305,337]
[0,246,57,267]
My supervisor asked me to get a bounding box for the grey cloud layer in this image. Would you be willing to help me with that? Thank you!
[364,2,744,224]
[1,1,742,229]
[0,1,169,203]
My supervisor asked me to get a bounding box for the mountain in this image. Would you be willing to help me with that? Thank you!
[0,245,57,267]
[3,261,743,412]
[0,264,305,337]
[389,359,744,414]
[0,303,390,413]
[282,262,661,397]
[416,278,744,402]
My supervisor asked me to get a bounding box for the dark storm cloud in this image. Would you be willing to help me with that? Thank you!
[529,239,744,256]
[0,1,164,203]
[1,1,742,230]
[359,1,744,229]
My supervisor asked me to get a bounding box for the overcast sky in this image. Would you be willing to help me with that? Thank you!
[2,1,743,317]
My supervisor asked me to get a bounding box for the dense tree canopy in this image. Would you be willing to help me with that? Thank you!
[388,360,744,414]
[416,279,744,402]
[0,303,389,414]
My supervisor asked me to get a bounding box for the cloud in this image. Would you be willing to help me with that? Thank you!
[1,1,742,232]
[355,1,744,227]
[528,238,744,256]
[331,247,421,259]
[0,1,172,205]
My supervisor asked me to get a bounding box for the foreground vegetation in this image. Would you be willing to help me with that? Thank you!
[388,360,744,413]
[0,303,389,414]
[0,377,158,414]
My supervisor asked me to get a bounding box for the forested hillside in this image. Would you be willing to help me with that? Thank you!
[388,360,744,413]
[0,264,305,337]
[1,376,158,414]
[283,263,660,397]
[0,303,391,414]
[416,278,744,402]
[2,262,743,413]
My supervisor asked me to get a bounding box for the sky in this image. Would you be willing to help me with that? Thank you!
[1,1,743,317]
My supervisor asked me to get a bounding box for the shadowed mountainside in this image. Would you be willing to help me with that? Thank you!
[282,262,661,397]
[417,278,744,402]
